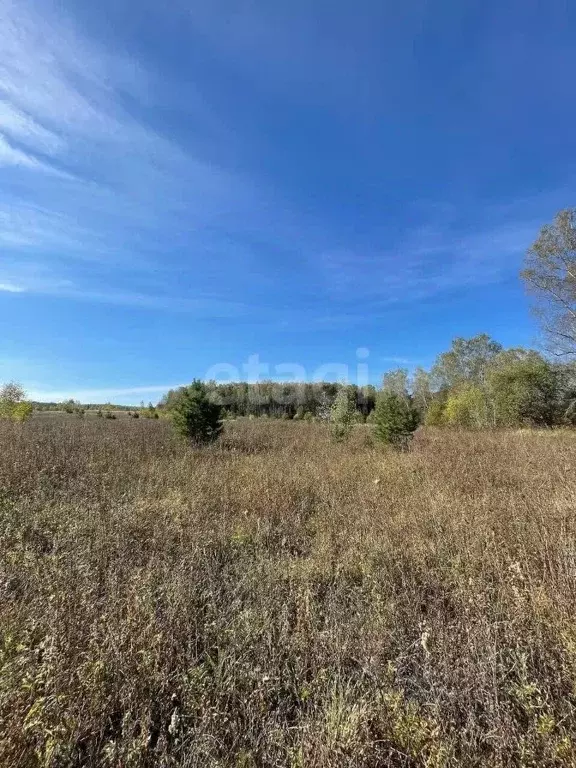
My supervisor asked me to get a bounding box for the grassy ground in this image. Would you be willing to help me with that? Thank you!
[1,418,576,767]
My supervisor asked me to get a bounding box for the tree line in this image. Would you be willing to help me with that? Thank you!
[2,207,575,439]
[160,381,376,421]
[163,207,576,440]
[160,336,575,429]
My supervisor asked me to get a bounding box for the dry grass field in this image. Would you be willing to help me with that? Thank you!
[1,418,576,767]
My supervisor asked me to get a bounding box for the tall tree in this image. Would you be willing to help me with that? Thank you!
[412,367,432,415]
[486,350,562,427]
[431,334,503,390]
[381,368,410,399]
[522,208,576,356]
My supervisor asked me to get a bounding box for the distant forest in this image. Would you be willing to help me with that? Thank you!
[159,335,576,428]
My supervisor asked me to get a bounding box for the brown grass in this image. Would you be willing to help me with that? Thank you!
[1,418,576,766]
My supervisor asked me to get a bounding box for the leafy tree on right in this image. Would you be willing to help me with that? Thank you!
[522,208,576,357]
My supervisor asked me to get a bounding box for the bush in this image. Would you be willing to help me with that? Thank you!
[330,386,356,442]
[170,380,223,444]
[424,397,445,426]
[143,402,159,419]
[565,398,576,425]
[487,354,561,427]
[444,385,490,429]
[373,391,419,448]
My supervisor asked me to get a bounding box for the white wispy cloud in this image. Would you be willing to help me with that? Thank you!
[0,134,45,169]
[0,0,260,313]
[0,281,24,293]
[0,0,569,326]
[0,100,64,154]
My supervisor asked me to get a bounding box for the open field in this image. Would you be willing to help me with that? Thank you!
[1,418,576,766]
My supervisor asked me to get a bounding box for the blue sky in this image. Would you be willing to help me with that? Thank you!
[1,0,575,403]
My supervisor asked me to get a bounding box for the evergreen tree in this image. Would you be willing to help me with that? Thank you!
[373,391,420,448]
[170,380,223,444]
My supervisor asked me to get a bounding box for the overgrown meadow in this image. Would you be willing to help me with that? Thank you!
[2,417,576,766]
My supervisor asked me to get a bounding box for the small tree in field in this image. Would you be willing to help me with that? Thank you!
[330,385,356,442]
[373,391,419,448]
[0,382,33,422]
[170,380,223,444]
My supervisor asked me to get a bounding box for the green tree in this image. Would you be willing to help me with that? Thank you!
[12,401,33,422]
[486,350,561,427]
[373,391,419,447]
[0,382,33,422]
[522,208,576,356]
[432,335,503,390]
[382,368,410,398]
[424,393,447,426]
[443,384,490,429]
[330,385,356,442]
[169,380,223,444]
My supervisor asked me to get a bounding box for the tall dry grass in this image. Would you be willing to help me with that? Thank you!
[1,417,576,766]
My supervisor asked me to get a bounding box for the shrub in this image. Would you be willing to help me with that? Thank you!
[373,391,419,447]
[330,386,356,442]
[444,385,490,429]
[487,354,561,427]
[293,406,305,421]
[169,379,223,444]
[143,402,159,419]
[565,398,576,425]
[424,397,445,426]
[11,402,33,422]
